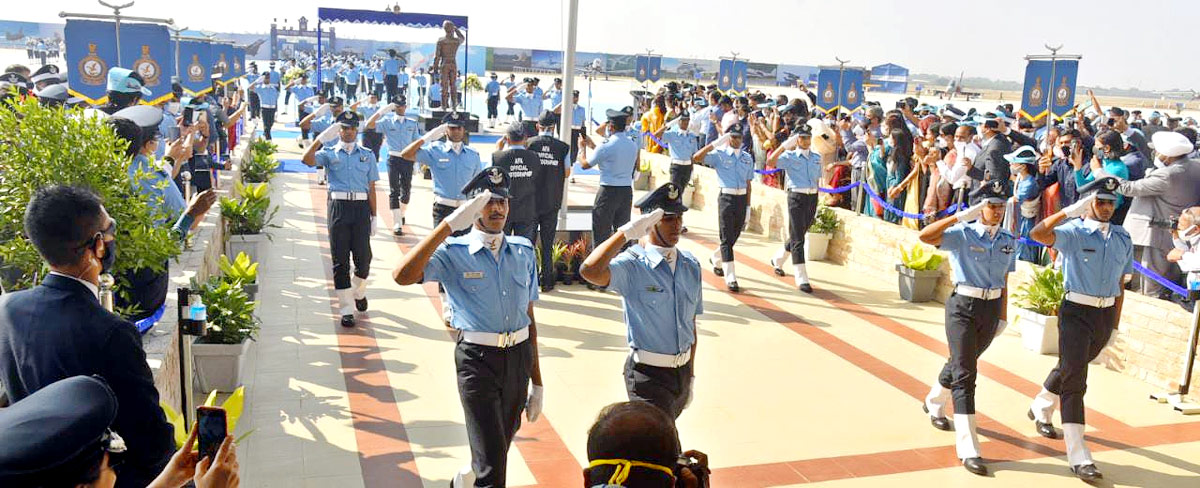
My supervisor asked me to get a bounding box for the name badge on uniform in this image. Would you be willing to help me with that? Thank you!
[463,271,484,279]
[360,155,367,162]
[969,245,986,253]
[438,158,450,162]
[1000,245,1015,254]
[645,285,663,293]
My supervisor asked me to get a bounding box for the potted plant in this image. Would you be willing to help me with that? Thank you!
[561,240,581,285]
[161,387,248,448]
[570,238,592,285]
[549,241,569,285]
[241,139,279,184]
[1011,266,1066,354]
[221,181,277,266]
[219,252,259,302]
[192,277,260,392]
[806,204,840,261]
[896,243,943,302]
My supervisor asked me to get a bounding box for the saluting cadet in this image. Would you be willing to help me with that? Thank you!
[248,72,279,140]
[1026,177,1132,482]
[545,77,564,110]
[692,123,754,292]
[343,62,361,102]
[651,112,700,191]
[286,75,318,147]
[580,107,639,255]
[366,95,423,236]
[356,92,385,160]
[492,125,541,242]
[384,50,402,100]
[485,72,501,128]
[320,63,337,98]
[552,90,589,164]
[370,61,385,98]
[765,125,824,292]
[916,180,1017,476]
[502,73,517,124]
[392,167,544,488]
[507,77,545,137]
[302,110,380,328]
[400,112,486,237]
[580,183,702,419]
[526,111,572,291]
[299,96,347,185]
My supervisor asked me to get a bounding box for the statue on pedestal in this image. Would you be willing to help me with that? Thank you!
[432,20,463,110]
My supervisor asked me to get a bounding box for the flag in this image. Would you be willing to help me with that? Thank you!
[211,43,236,85]
[718,59,734,91]
[232,46,247,79]
[732,60,747,93]
[178,39,212,96]
[65,19,118,104]
[839,68,864,113]
[1050,60,1079,120]
[1019,60,1052,121]
[815,68,841,114]
[120,23,173,104]
[647,55,662,82]
[635,55,649,83]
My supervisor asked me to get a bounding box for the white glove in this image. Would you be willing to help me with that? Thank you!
[311,103,331,118]
[525,384,544,422]
[379,103,397,114]
[712,133,733,149]
[422,123,449,143]
[300,95,321,106]
[994,319,1008,337]
[955,201,986,223]
[618,208,664,241]
[744,205,752,228]
[684,377,695,408]
[445,191,491,231]
[317,124,341,144]
[1063,194,1096,219]
[370,216,377,237]
[781,134,800,151]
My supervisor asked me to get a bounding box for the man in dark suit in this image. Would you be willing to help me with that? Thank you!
[0,185,174,488]
[969,113,1013,190]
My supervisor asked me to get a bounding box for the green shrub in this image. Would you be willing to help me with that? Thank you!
[809,205,841,234]
[218,252,258,284]
[898,243,943,271]
[220,181,277,236]
[1013,266,1066,316]
[241,139,278,183]
[0,95,180,311]
[194,276,259,345]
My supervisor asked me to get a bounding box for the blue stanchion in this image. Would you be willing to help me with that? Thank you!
[135,303,166,335]
[1016,236,1188,297]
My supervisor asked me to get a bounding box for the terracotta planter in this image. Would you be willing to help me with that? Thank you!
[192,339,251,392]
[805,232,831,261]
[896,263,939,302]
[1014,307,1059,355]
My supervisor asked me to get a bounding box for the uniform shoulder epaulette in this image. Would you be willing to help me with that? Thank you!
[445,235,472,246]
[505,235,534,248]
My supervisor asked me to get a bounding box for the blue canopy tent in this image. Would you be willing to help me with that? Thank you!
[870,63,909,94]
[315,8,470,112]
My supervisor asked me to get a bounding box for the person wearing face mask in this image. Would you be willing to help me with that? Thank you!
[1098,131,1200,298]
[392,167,544,488]
[692,123,754,292]
[766,125,822,292]
[1026,177,1133,482]
[1074,130,1131,226]
[300,96,347,185]
[580,183,702,419]
[366,95,423,236]
[1167,207,1200,298]
[968,113,1013,190]
[1006,146,1042,263]
[302,110,380,328]
[916,179,1017,476]
[0,186,176,487]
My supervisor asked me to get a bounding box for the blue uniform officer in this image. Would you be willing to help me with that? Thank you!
[507,77,545,136]
[302,110,380,328]
[299,96,347,185]
[916,179,1017,476]
[580,107,640,255]
[400,111,485,238]
[580,182,702,419]
[485,72,501,128]
[392,166,544,488]
[692,122,754,292]
[766,125,825,292]
[366,95,423,236]
[1026,176,1132,482]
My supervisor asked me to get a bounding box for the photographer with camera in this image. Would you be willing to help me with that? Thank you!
[584,402,709,488]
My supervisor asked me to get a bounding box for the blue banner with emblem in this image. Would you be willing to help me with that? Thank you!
[211,43,236,85]
[65,19,118,105]
[634,55,649,83]
[815,68,841,114]
[119,23,173,105]
[717,59,734,92]
[232,46,247,79]
[177,39,212,96]
[1018,60,1052,121]
[731,60,747,93]
[1050,60,1079,120]
[647,55,662,82]
[839,68,864,113]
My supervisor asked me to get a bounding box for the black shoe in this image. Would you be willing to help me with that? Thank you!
[1071,464,1102,481]
[923,404,952,431]
[540,284,554,293]
[340,314,356,327]
[355,297,368,312]
[1027,409,1058,439]
[769,258,785,276]
[799,283,814,293]
[727,281,740,293]
[393,227,404,236]
[962,457,988,476]
[710,258,724,277]
[681,226,689,234]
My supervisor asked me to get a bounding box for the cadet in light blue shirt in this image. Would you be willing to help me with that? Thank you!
[650,112,701,210]
[301,110,380,328]
[544,78,563,110]
[580,107,640,254]
[1026,176,1131,480]
[914,179,1016,474]
[507,78,545,132]
[250,74,280,140]
[766,125,826,292]
[485,73,501,127]
[400,111,485,236]
[692,123,754,291]
[579,182,701,419]
[367,95,423,235]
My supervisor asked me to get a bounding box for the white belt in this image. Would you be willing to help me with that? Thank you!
[720,188,748,195]
[1066,292,1116,308]
[522,117,539,122]
[388,150,410,158]
[460,327,530,348]
[956,284,1003,300]
[329,191,369,201]
[632,349,692,368]
[435,196,465,207]
[789,188,818,194]
[261,105,276,109]
[671,158,693,166]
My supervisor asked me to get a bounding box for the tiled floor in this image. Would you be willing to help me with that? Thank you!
[233,113,1200,487]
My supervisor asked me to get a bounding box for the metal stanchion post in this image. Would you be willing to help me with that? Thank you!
[98,273,114,312]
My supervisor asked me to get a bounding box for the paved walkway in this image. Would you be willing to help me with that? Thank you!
[232,113,1200,487]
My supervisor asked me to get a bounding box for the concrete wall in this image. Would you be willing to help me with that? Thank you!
[640,150,1200,403]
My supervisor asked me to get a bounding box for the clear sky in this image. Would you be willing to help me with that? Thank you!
[16,0,1195,91]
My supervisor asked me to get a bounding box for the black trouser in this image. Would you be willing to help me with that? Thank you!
[535,211,559,286]
[935,293,1002,414]
[385,74,398,100]
[298,107,312,139]
[569,128,581,165]
[337,77,346,95]
[248,91,261,119]
[361,129,383,161]
[345,83,358,102]
[260,107,276,140]
[328,199,372,290]
[456,339,533,488]
[187,154,214,193]
[1042,299,1118,424]
[786,192,819,264]
[433,202,471,237]
[669,163,693,190]
[624,355,693,420]
[592,185,632,247]
[284,88,292,106]
[505,98,515,116]
[505,219,537,244]
[387,156,414,209]
[418,86,427,104]
[487,95,500,119]
[717,193,748,262]
[373,82,385,98]
[322,82,335,99]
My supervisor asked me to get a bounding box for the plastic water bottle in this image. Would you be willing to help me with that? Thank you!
[189,297,207,322]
